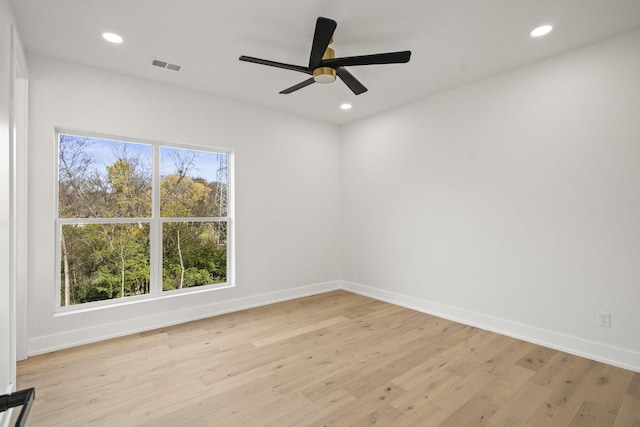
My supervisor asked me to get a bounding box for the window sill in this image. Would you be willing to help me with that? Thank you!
[54,282,235,316]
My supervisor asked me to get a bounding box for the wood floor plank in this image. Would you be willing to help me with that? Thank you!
[488,381,552,426]
[430,368,497,413]
[627,373,640,397]
[581,364,635,414]
[265,389,356,427]
[528,350,579,389]
[312,382,405,426]
[390,334,474,391]
[437,394,498,427]
[482,339,536,377]
[613,394,640,427]
[478,363,535,408]
[389,369,462,414]
[526,356,600,427]
[234,392,312,426]
[16,290,638,427]
[391,403,451,427]
[569,400,617,427]
[350,404,406,427]
[516,345,558,372]
[251,316,349,347]
[445,332,514,378]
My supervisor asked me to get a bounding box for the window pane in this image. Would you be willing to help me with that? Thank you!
[162,221,227,290]
[160,147,228,217]
[60,223,151,305]
[58,134,152,218]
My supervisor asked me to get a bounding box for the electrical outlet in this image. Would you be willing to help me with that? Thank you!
[598,311,611,328]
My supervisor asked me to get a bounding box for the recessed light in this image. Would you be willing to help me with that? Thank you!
[102,32,123,44]
[530,25,553,38]
[340,103,352,110]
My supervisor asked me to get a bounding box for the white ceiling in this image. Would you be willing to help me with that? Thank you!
[11,0,640,125]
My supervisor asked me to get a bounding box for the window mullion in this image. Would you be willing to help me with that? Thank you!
[151,143,162,295]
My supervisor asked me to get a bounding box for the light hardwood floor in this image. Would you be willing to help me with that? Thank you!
[15,291,640,426]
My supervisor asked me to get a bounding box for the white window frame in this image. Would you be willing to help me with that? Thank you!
[54,129,235,313]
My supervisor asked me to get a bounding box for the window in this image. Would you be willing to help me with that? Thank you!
[56,131,232,308]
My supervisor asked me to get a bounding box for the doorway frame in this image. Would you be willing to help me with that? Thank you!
[10,24,30,367]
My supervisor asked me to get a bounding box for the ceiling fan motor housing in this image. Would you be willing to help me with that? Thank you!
[313,46,336,83]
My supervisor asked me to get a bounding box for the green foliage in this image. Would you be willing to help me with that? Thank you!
[161,222,227,291]
[59,135,228,306]
[60,223,151,305]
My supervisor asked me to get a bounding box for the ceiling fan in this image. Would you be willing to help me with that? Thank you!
[239,17,411,95]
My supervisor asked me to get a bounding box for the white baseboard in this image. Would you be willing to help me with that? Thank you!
[28,280,341,356]
[26,279,640,373]
[340,280,640,373]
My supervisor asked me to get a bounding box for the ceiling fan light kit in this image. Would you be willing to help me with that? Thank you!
[239,17,411,95]
[313,41,336,83]
[313,67,337,83]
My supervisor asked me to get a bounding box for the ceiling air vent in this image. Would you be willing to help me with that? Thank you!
[151,58,181,71]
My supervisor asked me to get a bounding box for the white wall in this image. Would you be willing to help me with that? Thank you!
[341,29,640,371]
[27,55,341,354]
[0,0,18,412]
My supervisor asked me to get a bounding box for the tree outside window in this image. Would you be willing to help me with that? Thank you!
[57,133,231,307]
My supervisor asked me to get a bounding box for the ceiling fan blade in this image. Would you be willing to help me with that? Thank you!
[336,67,367,95]
[309,17,337,69]
[280,78,316,94]
[323,50,411,67]
[239,55,310,74]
